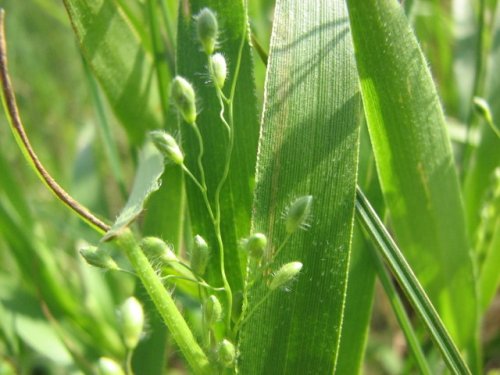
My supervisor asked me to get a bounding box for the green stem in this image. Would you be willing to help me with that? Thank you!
[125,349,134,375]
[185,123,216,223]
[162,274,225,291]
[115,229,212,375]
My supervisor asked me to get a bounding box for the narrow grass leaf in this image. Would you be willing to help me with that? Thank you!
[464,4,500,247]
[355,187,471,375]
[370,238,432,375]
[346,0,477,350]
[238,0,361,373]
[479,219,500,311]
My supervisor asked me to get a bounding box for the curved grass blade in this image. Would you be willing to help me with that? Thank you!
[346,0,477,352]
[238,0,361,372]
[355,187,471,375]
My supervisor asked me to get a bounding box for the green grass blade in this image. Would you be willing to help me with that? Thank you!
[346,0,477,351]
[355,187,471,375]
[238,0,361,372]
[370,237,432,375]
[464,3,500,240]
[63,0,163,144]
[176,1,260,293]
[479,218,500,311]
[82,58,128,198]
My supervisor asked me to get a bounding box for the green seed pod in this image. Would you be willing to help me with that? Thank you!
[119,297,144,350]
[171,76,197,124]
[150,131,184,165]
[285,195,313,233]
[203,294,222,327]
[473,97,494,124]
[210,53,227,89]
[80,246,118,270]
[97,357,125,375]
[196,8,218,55]
[269,261,303,291]
[217,339,236,368]
[191,235,209,276]
[140,236,177,263]
[245,233,267,259]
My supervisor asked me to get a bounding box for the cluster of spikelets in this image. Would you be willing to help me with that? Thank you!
[81,8,314,374]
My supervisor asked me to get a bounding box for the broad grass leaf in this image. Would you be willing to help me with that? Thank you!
[238,0,361,373]
[346,0,477,350]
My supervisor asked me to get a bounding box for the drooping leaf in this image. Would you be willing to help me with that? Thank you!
[346,0,477,353]
[238,0,361,373]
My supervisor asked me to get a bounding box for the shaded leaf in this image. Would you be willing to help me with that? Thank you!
[63,0,162,143]
[238,0,361,373]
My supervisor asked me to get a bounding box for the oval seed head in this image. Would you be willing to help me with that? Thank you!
[245,233,267,259]
[269,261,303,291]
[217,339,236,368]
[191,235,210,276]
[210,53,227,89]
[285,195,313,233]
[97,357,125,375]
[80,246,118,270]
[171,76,197,124]
[473,96,494,124]
[203,295,222,327]
[140,236,177,263]
[119,297,145,350]
[150,131,184,165]
[196,8,218,55]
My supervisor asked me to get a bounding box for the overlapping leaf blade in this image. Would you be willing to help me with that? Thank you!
[346,0,477,352]
[238,0,361,373]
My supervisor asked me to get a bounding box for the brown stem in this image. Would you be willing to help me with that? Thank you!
[0,10,110,234]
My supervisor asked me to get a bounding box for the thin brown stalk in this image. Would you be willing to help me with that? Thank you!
[0,10,110,234]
